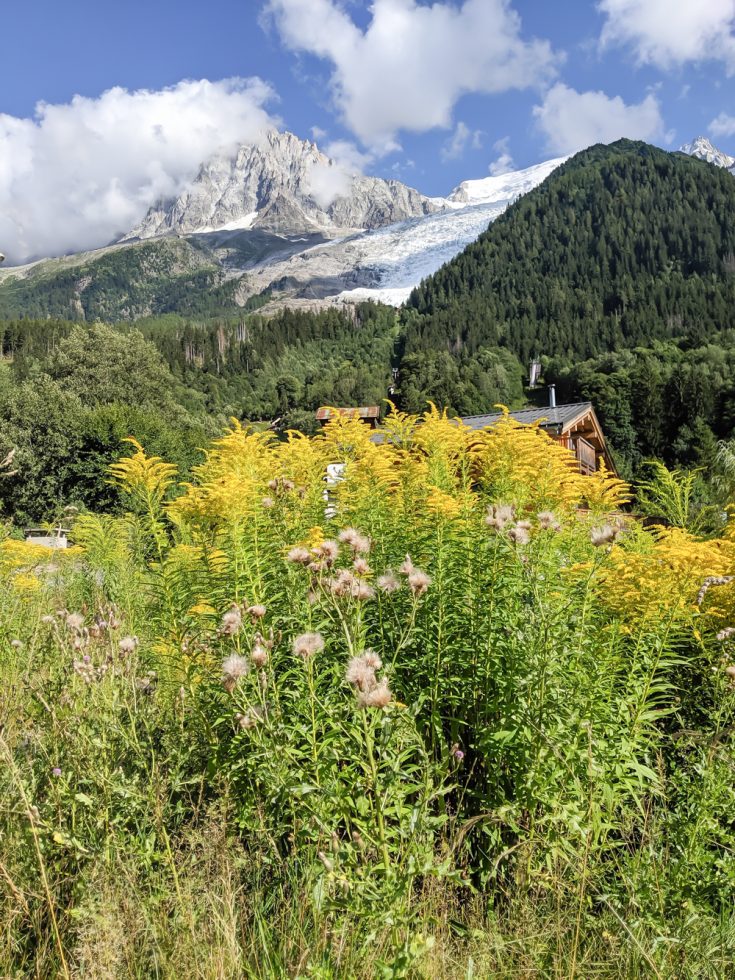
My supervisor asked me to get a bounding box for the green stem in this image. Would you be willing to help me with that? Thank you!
[362,712,392,875]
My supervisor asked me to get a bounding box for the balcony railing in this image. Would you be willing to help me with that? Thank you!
[573,437,597,475]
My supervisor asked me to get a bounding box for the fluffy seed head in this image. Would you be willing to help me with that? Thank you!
[353,582,375,601]
[345,653,378,691]
[246,604,267,621]
[358,677,392,709]
[330,569,356,596]
[221,654,249,693]
[377,571,401,593]
[220,606,242,636]
[262,496,275,509]
[338,527,371,553]
[352,557,370,576]
[362,650,382,670]
[235,707,264,730]
[66,612,84,632]
[590,524,619,547]
[399,554,415,576]
[408,570,432,596]
[315,539,339,565]
[486,503,515,530]
[537,510,559,530]
[508,525,530,546]
[287,546,311,565]
[292,632,324,660]
[251,643,269,668]
[118,636,138,655]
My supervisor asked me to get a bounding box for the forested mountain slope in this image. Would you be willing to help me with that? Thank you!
[404,140,735,361]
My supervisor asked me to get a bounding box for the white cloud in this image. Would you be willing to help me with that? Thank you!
[533,83,666,155]
[599,0,735,72]
[311,125,327,142]
[441,121,483,162]
[307,139,375,208]
[488,137,515,175]
[0,78,278,264]
[264,0,559,149]
[709,112,735,137]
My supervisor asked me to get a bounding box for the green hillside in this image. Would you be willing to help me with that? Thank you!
[0,238,244,320]
[404,140,735,361]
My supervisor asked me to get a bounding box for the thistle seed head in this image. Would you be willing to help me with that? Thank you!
[352,557,370,576]
[357,677,392,709]
[221,654,249,692]
[353,582,375,601]
[251,643,269,668]
[287,546,311,565]
[345,654,377,692]
[118,636,138,655]
[377,571,401,593]
[486,503,515,531]
[590,524,619,547]
[220,606,242,636]
[408,569,432,596]
[66,612,84,633]
[399,554,415,576]
[292,631,325,660]
[537,510,560,530]
[315,539,339,565]
[508,525,530,546]
[338,527,371,554]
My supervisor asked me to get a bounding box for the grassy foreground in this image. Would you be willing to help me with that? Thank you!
[1,408,734,978]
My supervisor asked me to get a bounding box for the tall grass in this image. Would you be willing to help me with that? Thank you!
[1,408,734,977]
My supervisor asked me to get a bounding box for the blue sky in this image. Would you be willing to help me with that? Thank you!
[2,0,735,261]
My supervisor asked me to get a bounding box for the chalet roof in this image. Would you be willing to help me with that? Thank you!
[460,402,594,432]
[316,406,380,421]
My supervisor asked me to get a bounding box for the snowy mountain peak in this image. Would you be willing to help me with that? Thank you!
[125,130,438,240]
[680,136,735,170]
[447,155,568,207]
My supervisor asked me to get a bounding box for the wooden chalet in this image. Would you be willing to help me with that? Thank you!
[459,400,616,475]
[316,406,380,430]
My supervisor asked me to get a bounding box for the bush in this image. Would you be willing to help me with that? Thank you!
[1,408,734,976]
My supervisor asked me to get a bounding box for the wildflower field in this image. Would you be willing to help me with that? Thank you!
[2,408,735,978]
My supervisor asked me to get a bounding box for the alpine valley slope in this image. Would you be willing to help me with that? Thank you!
[0,132,567,319]
[0,132,730,320]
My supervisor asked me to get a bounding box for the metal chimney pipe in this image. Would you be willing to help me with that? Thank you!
[548,384,556,408]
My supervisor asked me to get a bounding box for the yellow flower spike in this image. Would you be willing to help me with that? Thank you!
[109,438,178,505]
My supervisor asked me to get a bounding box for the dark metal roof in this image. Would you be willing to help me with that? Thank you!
[459,402,594,432]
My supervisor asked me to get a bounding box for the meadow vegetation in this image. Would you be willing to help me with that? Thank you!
[1,410,735,977]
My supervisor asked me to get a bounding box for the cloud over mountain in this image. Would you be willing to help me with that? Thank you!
[533,83,666,155]
[263,0,559,150]
[0,78,277,264]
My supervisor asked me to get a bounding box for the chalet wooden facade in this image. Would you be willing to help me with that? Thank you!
[459,402,616,475]
[316,406,380,430]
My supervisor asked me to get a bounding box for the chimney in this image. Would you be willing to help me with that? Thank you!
[548,384,556,408]
[529,359,541,388]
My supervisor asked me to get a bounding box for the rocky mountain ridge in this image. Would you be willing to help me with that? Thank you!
[126,130,440,240]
